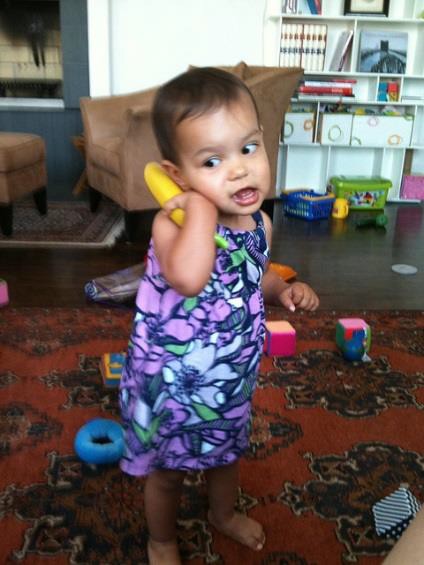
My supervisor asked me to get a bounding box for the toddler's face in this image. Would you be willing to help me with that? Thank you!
[172,94,271,219]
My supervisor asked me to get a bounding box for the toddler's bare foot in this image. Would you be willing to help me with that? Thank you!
[208,510,265,551]
[147,538,181,565]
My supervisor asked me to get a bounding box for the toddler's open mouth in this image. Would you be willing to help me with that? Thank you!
[233,187,258,206]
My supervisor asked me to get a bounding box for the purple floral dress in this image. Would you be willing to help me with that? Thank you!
[119,211,269,476]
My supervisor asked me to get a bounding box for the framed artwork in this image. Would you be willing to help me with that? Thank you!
[358,30,407,74]
[344,0,390,17]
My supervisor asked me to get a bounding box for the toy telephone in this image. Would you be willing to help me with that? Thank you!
[144,162,228,249]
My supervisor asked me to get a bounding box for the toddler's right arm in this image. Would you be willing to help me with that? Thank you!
[152,190,218,296]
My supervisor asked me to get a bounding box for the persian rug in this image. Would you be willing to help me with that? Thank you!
[0,199,123,248]
[0,307,422,564]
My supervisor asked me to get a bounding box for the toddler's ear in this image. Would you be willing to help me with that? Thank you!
[161,160,188,190]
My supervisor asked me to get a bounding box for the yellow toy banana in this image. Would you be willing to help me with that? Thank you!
[144,162,228,249]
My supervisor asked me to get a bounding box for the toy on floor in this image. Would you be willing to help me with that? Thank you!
[341,329,367,361]
[336,318,371,361]
[264,320,296,357]
[100,352,126,387]
[332,197,349,219]
[85,262,146,304]
[74,418,124,465]
[373,487,421,540]
[0,278,9,306]
[144,162,228,250]
[355,213,388,228]
[269,262,297,281]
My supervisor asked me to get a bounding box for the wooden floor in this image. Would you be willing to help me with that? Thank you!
[1,202,423,310]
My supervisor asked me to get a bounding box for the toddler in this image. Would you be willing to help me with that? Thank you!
[119,67,319,565]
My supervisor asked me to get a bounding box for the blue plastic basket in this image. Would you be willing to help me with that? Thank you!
[280,190,335,221]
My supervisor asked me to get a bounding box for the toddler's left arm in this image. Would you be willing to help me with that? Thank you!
[260,211,319,312]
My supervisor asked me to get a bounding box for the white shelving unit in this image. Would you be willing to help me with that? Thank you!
[264,0,424,201]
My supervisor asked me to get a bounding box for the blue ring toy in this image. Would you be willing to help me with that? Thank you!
[74,418,124,464]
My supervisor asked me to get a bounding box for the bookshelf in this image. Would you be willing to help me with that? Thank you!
[264,0,424,202]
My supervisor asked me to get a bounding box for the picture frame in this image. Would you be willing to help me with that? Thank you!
[344,0,390,17]
[358,30,407,74]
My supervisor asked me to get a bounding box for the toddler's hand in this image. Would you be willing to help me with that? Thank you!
[162,190,216,218]
[279,282,319,312]
[161,190,190,217]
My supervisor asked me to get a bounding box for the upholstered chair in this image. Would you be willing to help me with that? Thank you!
[0,132,47,236]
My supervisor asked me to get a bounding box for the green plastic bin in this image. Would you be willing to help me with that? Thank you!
[328,176,392,210]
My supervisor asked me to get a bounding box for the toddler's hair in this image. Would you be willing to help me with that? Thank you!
[152,67,260,164]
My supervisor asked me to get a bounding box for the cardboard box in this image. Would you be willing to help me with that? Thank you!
[283,112,315,144]
[350,115,413,147]
[320,113,353,145]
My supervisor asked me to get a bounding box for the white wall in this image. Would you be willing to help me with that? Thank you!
[88,0,269,96]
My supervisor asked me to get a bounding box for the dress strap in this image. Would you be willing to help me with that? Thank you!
[252,210,264,226]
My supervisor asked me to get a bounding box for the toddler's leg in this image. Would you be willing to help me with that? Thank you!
[205,461,265,551]
[144,468,186,565]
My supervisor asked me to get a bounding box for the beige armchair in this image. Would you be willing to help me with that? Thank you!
[80,63,302,240]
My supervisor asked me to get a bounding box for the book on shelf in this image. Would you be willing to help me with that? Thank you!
[298,85,353,95]
[281,0,298,14]
[296,93,355,101]
[280,22,327,71]
[303,79,356,88]
[402,95,424,101]
[328,30,354,72]
[302,0,321,15]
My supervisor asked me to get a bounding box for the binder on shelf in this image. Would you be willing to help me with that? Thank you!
[328,30,354,72]
[314,0,322,15]
[306,0,318,14]
[290,23,326,71]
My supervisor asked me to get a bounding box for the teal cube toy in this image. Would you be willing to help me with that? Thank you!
[336,318,371,352]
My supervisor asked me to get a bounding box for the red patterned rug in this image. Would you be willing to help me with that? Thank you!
[0,307,423,564]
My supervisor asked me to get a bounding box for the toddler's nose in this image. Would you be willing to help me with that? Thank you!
[229,159,248,181]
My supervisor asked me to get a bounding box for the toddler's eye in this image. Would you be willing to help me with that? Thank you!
[204,157,220,168]
[242,143,258,155]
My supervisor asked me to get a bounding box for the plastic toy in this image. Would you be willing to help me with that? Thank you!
[269,262,297,281]
[144,162,228,249]
[263,320,296,356]
[341,329,367,361]
[280,189,335,221]
[373,487,421,540]
[100,352,126,387]
[328,176,391,210]
[332,197,349,219]
[355,213,388,228]
[74,418,124,465]
[0,278,9,307]
[336,318,371,361]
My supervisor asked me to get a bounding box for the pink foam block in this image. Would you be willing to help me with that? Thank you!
[264,320,296,357]
[0,279,9,307]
